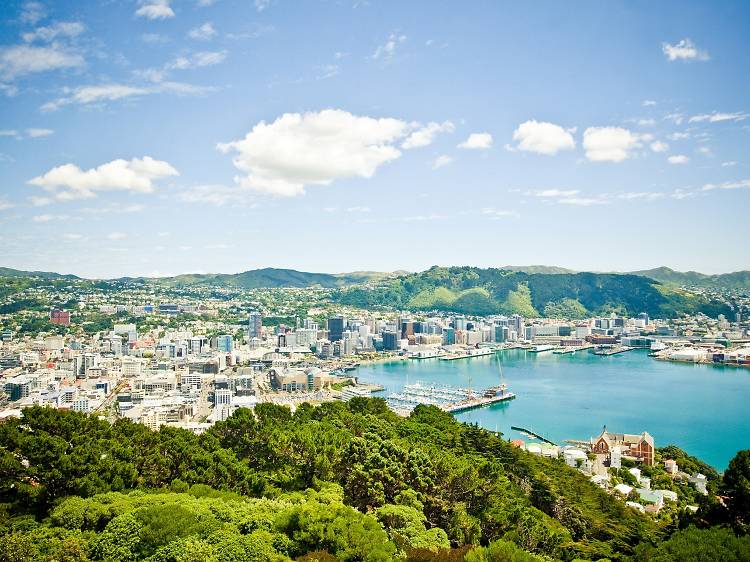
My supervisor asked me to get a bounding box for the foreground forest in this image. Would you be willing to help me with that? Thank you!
[0,401,748,561]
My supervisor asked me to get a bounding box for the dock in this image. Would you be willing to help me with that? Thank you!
[593,346,635,356]
[387,381,515,414]
[553,345,594,354]
[510,426,557,446]
[439,348,494,361]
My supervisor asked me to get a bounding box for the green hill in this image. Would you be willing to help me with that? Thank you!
[630,267,750,290]
[336,266,731,318]
[0,267,79,280]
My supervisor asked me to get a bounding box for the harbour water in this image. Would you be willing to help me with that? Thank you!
[355,349,750,470]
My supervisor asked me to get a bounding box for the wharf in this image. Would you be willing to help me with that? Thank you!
[553,345,594,354]
[511,426,557,446]
[439,348,494,361]
[593,346,635,356]
[443,392,516,413]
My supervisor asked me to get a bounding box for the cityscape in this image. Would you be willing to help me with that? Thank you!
[1,1,749,561]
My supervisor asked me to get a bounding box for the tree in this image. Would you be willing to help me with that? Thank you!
[723,449,750,532]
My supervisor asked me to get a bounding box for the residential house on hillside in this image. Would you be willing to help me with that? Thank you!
[590,428,655,466]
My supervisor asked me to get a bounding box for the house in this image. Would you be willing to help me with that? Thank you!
[689,474,708,495]
[590,429,655,466]
[664,459,678,475]
[614,483,633,496]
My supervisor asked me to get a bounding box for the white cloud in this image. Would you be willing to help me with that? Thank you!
[29,195,52,206]
[168,50,227,69]
[650,140,668,153]
[217,109,409,197]
[107,232,127,240]
[528,189,580,198]
[136,0,175,19]
[688,111,748,123]
[557,197,608,206]
[432,154,453,169]
[62,233,85,240]
[457,132,493,150]
[702,179,750,191]
[28,156,178,200]
[0,129,18,137]
[511,120,575,155]
[188,22,217,40]
[22,21,85,43]
[372,32,406,61]
[255,0,271,12]
[32,213,69,222]
[667,154,689,165]
[668,132,690,140]
[662,38,709,61]
[402,120,454,149]
[638,118,655,126]
[481,207,518,219]
[0,198,15,211]
[26,128,53,138]
[583,126,642,162]
[41,81,215,111]
[20,2,47,25]
[664,112,685,125]
[642,100,657,107]
[345,206,371,213]
[615,192,665,201]
[697,146,712,156]
[0,45,84,79]
[721,161,737,167]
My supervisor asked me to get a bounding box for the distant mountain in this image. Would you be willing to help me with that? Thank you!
[630,267,750,290]
[0,267,79,280]
[135,268,403,289]
[500,265,577,275]
[336,265,732,318]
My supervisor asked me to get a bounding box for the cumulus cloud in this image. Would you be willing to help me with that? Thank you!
[401,120,454,149]
[0,45,84,79]
[688,111,748,123]
[28,156,178,200]
[188,22,216,40]
[457,132,492,150]
[642,100,657,107]
[667,154,689,165]
[0,198,15,211]
[217,109,410,197]
[662,39,709,62]
[136,0,175,19]
[583,127,643,162]
[702,179,750,191]
[432,154,453,169]
[22,21,85,43]
[650,140,668,153]
[511,120,575,155]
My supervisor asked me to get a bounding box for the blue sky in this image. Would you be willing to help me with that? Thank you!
[1,0,748,278]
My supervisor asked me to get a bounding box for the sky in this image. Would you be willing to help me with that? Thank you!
[0,0,749,278]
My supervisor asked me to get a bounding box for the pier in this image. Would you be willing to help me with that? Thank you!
[387,381,515,414]
[593,346,635,356]
[510,426,558,446]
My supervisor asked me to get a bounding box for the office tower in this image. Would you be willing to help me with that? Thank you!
[328,315,346,342]
[248,312,263,339]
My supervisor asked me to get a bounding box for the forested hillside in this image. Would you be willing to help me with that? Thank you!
[335,266,731,318]
[1,402,749,561]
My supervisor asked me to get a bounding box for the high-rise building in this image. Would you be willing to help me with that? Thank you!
[443,327,456,345]
[217,334,233,353]
[638,312,649,326]
[248,312,263,340]
[382,330,400,351]
[328,315,346,342]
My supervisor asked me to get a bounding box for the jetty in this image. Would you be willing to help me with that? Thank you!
[511,426,557,446]
[593,346,635,356]
[439,347,494,361]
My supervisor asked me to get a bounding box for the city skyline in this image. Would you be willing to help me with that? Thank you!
[1,1,749,277]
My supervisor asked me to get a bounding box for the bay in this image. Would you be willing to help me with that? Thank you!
[355,349,750,470]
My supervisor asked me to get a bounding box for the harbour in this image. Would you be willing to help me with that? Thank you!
[355,348,750,470]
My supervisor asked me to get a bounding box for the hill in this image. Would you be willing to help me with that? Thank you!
[630,267,750,290]
[336,266,731,318]
[500,265,577,275]
[0,267,79,280]
[136,267,401,289]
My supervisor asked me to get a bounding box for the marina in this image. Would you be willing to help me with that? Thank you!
[439,347,495,360]
[355,348,750,470]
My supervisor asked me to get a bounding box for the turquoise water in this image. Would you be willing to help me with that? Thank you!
[355,349,750,470]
